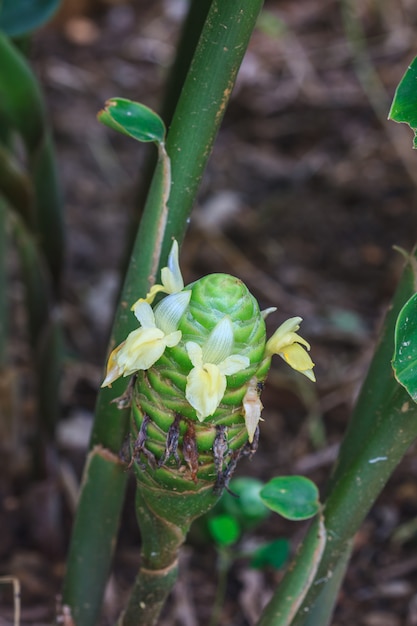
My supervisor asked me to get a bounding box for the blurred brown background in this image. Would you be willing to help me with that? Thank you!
[2,1,417,624]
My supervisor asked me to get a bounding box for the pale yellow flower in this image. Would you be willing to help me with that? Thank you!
[185,317,250,421]
[132,239,184,306]
[102,291,190,387]
[266,316,315,381]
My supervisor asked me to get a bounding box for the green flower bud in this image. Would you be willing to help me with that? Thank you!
[102,241,315,497]
[131,272,269,494]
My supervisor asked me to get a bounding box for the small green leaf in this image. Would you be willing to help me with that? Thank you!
[250,538,290,570]
[388,56,417,149]
[256,11,286,38]
[219,477,270,529]
[0,0,61,37]
[207,514,240,547]
[98,98,166,144]
[392,292,417,402]
[260,476,320,521]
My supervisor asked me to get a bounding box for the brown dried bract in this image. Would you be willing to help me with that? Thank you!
[182,420,199,483]
[129,414,156,470]
[158,414,182,468]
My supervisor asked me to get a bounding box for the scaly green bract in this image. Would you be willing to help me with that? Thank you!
[131,273,269,492]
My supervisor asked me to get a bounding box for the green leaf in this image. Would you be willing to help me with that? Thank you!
[256,11,286,38]
[260,476,320,521]
[207,514,240,547]
[250,538,290,570]
[98,98,166,145]
[392,292,417,401]
[388,56,417,149]
[0,0,61,36]
[218,477,270,530]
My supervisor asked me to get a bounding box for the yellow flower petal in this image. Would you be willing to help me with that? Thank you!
[271,331,311,354]
[118,327,167,373]
[101,323,182,388]
[186,341,203,368]
[266,317,303,355]
[101,342,125,387]
[186,363,226,421]
[131,240,184,306]
[266,316,316,382]
[185,325,250,419]
[279,343,315,381]
[132,284,167,307]
[164,330,182,348]
[133,301,157,327]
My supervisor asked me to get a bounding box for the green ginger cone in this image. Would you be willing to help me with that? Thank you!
[102,241,315,626]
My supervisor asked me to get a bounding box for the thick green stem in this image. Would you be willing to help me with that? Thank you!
[259,387,417,626]
[327,255,417,493]
[62,448,128,626]
[132,0,213,245]
[121,476,219,626]
[257,516,326,626]
[258,253,417,626]
[121,563,178,626]
[64,3,264,624]
[160,0,213,127]
[290,388,417,626]
[300,542,353,626]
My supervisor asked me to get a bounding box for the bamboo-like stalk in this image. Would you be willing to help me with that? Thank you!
[63,3,264,625]
[132,0,213,246]
[257,251,417,626]
[326,251,417,488]
[160,0,213,128]
[0,32,64,292]
[0,32,65,453]
[298,542,352,626]
[63,447,128,616]
[287,387,417,626]
[10,211,64,445]
[120,483,218,626]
